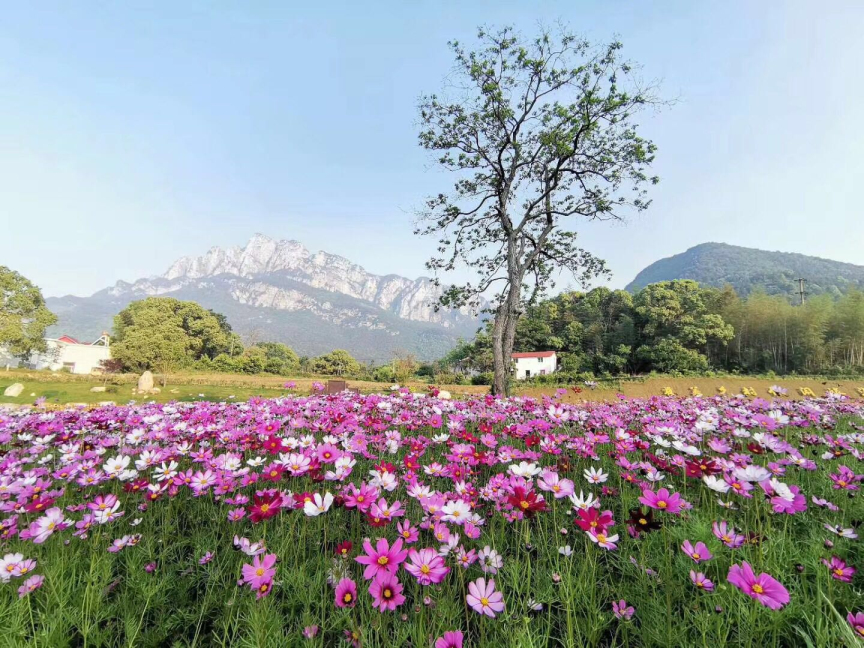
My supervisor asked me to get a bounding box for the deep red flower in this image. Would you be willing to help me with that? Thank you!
[685,459,720,478]
[249,492,282,523]
[507,486,547,517]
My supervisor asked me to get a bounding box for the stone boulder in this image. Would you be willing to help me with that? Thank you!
[137,371,154,392]
[437,390,452,400]
[90,386,106,393]
[3,383,24,397]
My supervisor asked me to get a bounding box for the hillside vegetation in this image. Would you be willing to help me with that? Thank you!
[626,243,864,298]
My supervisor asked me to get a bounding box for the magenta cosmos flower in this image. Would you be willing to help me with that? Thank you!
[355,537,408,581]
[639,487,686,514]
[435,631,464,648]
[466,577,505,618]
[613,599,635,620]
[690,570,714,592]
[368,572,405,611]
[405,548,450,585]
[334,577,357,608]
[822,556,856,582]
[727,562,790,610]
[681,540,712,563]
[848,612,864,640]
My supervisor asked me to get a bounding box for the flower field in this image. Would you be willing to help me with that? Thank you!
[1,391,863,647]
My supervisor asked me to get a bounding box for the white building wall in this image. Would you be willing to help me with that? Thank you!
[29,340,111,374]
[513,355,557,380]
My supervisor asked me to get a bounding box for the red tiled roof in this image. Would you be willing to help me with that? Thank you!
[57,335,80,344]
[510,351,556,359]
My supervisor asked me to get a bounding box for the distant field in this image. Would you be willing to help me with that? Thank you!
[1,369,862,406]
[525,376,864,403]
[0,369,486,406]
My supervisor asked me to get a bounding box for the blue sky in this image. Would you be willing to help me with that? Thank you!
[2,1,862,298]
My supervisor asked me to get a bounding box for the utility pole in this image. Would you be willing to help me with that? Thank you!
[795,278,807,305]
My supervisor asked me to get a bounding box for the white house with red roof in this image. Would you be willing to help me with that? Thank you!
[510,351,557,380]
[26,333,112,374]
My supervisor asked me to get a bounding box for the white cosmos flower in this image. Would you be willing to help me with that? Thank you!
[303,492,334,517]
[702,475,730,493]
[569,490,599,511]
[769,479,795,502]
[583,467,608,484]
[103,455,131,477]
[558,545,573,557]
[154,461,178,482]
[734,465,771,483]
[509,461,542,478]
[441,499,472,524]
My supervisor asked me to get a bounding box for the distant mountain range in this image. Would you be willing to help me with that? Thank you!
[626,243,864,298]
[46,234,483,362]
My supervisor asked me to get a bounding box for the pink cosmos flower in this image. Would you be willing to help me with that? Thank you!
[639,487,686,514]
[18,574,44,597]
[727,562,790,610]
[334,577,358,608]
[369,572,405,611]
[587,529,619,550]
[712,520,745,548]
[369,497,403,521]
[466,577,505,617]
[848,612,864,640]
[690,570,714,591]
[405,548,450,585]
[681,540,712,563]
[303,626,319,639]
[396,519,419,544]
[612,599,634,620]
[822,556,856,582]
[538,471,575,499]
[355,537,407,581]
[241,553,277,589]
[435,631,464,648]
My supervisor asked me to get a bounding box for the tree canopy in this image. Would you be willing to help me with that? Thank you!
[111,297,241,373]
[446,280,864,378]
[0,266,57,358]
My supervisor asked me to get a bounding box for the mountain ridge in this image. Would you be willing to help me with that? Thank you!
[45,234,482,362]
[626,242,864,297]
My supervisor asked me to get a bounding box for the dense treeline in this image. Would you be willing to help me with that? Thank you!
[108,297,429,381]
[445,280,864,379]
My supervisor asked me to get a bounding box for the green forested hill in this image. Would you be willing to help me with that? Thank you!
[626,243,864,298]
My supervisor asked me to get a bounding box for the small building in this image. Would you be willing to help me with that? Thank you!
[28,333,112,374]
[511,351,557,380]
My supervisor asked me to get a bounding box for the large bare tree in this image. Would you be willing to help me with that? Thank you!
[417,25,662,394]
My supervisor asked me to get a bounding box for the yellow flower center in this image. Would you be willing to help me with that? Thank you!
[752,584,764,594]
[657,501,667,509]
[834,568,844,577]
[480,597,489,606]
[383,588,392,598]
[344,593,352,603]
[692,553,700,560]
[421,565,430,574]
[377,556,389,565]
[260,504,270,512]
[256,568,264,576]
[639,518,647,525]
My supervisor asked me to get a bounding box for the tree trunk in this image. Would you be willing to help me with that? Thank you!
[491,279,523,396]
